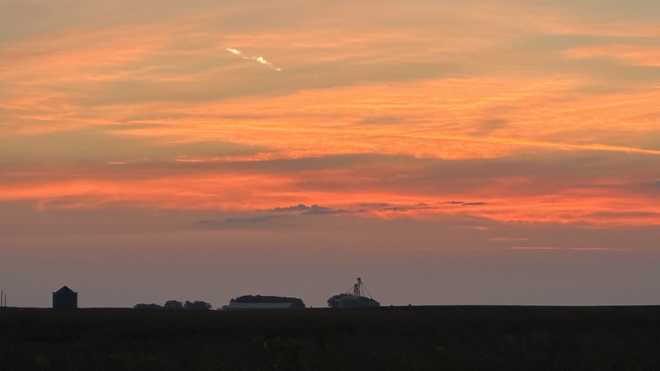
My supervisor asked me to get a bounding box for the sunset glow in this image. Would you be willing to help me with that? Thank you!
[2,0,660,307]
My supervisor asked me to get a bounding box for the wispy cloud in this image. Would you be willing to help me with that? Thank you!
[510,246,628,252]
[225,47,283,71]
[563,45,660,67]
[198,215,290,229]
[267,204,346,215]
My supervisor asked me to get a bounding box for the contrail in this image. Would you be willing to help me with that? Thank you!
[225,48,282,72]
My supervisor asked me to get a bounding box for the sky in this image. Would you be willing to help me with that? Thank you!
[1,0,660,308]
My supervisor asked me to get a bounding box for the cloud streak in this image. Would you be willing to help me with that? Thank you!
[226,47,283,71]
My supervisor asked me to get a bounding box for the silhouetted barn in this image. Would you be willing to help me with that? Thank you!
[52,286,78,310]
[223,295,305,310]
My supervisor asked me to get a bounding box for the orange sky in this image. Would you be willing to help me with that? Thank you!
[2,0,660,306]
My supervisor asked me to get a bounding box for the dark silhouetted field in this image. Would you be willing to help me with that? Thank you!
[2,306,660,370]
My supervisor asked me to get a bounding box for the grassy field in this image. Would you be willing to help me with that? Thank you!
[1,306,660,370]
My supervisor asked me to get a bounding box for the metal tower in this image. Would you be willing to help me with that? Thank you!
[353,277,363,296]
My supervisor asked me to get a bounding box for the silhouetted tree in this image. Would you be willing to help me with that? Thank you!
[184,300,212,311]
[164,300,183,310]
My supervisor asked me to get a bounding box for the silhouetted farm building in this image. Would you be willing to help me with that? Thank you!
[223,295,306,310]
[52,286,78,310]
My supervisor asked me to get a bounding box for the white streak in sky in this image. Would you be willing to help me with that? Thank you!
[225,48,282,71]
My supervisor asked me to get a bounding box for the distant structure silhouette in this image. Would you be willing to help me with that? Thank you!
[328,277,380,308]
[223,295,305,310]
[164,300,184,310]
[52,286,78,310]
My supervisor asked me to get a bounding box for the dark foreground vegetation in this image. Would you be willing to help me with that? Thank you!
[2,306,660,371]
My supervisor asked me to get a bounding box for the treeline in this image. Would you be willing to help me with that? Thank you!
[134,300,212,311]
